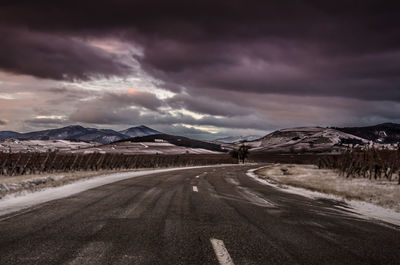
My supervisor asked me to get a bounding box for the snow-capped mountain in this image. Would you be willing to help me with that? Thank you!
[119,125,161,137]
[92,133,227,154]
[2,123,400,149]
[0,125,162,144]
[0,125,128,144]
[0,139,97,153]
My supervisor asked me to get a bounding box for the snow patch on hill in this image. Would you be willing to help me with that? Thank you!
[215,135,262,143]
[72,141,223,155]
[249,127,368,153]
[0,139,98,153]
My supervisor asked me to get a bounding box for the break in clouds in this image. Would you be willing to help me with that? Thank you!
[1,0,400,139]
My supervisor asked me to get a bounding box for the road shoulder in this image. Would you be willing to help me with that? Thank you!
[248,164,400,227]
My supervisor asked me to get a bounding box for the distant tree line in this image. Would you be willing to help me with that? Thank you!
[0,152,236,176]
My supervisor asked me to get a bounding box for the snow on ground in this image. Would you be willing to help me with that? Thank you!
[0,175,66,193]
[0,139,97,153]
[255,164,400,211]
[0,139,223,155]
[214,135,262,143]
[0,170,135,198]
[0,164,237,218]
[248,127,370,153]
[72,141,223,154]
[248,165,400,227]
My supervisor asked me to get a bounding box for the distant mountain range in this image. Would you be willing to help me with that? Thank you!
[334,123,400,144]
[1,123,400,151]
[0,125,161,144]
[122,134,225,152]
[119,125,160,137]
[0,131,21,140]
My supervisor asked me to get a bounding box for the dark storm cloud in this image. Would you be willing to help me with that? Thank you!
[139,38,400,101]
[0,27,131,80]
[69,90,163,124]
[161,124,218,140]
[69,91,270,129]
[2,0,399,100]
[102,91,163,111]
[25,118,66,126]
[2,0,400,133]
[70,107,141,125]
[167,94,252,117]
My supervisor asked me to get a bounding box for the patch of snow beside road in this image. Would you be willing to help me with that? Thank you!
[0,164,237,218]
[247,166,400,227]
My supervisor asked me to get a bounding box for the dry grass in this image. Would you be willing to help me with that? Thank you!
[256,164,400,212]
[0,168,155,198]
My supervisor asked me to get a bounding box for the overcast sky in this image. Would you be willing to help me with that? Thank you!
[1,1,400,139]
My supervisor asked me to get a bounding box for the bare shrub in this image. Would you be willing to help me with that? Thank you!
[318,146,400,184]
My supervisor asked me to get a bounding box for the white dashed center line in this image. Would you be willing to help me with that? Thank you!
[192,186,198,192]
[210,238,235,265]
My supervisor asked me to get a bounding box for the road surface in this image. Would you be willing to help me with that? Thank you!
[0,165,399,264]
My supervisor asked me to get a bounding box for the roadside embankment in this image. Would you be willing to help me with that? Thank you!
[0,169,143,199]
[254,164,400,213]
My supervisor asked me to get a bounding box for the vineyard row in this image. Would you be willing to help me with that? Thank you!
[0,152,237,176]
[318,148,400,184]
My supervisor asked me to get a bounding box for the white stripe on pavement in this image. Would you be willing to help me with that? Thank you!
[196,175,200,178]
[192,186,198,192]
[210,238,235,265]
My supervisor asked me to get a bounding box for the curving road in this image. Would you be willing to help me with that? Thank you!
[0,165,399,264]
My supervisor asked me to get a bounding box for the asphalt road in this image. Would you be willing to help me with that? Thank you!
[0,165,399,265]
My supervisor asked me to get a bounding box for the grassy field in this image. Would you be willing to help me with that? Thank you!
[256,164,400,212]
[0,168,151,198]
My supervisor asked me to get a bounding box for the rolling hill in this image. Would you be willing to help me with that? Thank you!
[12,125,128,144]
[2,123,400,153]
[122,134,226,152]
[334,123,400,144]
[119,125,160,137]
[0,131,21,140]
[246,127,368,153]
[214,135,262,143]
[71,134,227,154]
[0,125,162,144]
